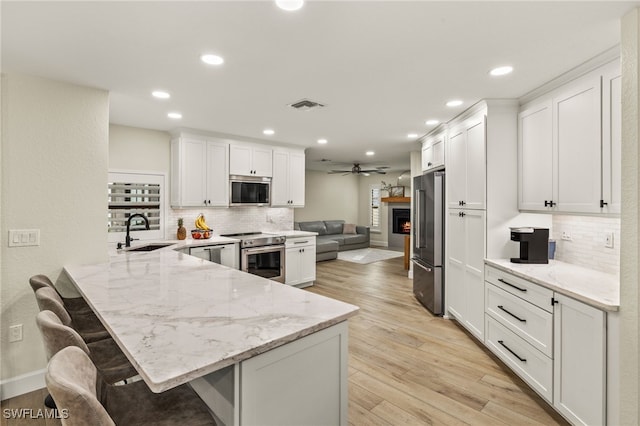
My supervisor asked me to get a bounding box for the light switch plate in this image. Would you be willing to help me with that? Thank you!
[8,229,40,247]
[605,233,614,248]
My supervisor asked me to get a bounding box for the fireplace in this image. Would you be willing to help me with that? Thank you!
[392,208,410,235]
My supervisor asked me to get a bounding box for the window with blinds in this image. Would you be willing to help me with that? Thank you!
[108,172,165,242]
[370,185,381,231]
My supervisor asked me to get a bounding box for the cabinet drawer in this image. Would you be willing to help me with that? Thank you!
[285,237,315,248]
[485,265,553,312]
[485,315,553,403]
[485,283,553,357]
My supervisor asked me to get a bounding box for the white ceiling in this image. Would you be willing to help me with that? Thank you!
[2,1,638,172]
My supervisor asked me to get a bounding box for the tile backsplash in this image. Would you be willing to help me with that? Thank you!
[552,215,620,276]
[166,207,294,238]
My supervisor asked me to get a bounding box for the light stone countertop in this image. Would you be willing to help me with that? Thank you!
[64,248,358,393]
[270,230,318,238]
[485,259,619,312]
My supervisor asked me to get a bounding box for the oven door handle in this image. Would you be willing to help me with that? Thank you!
[242,245,285,255]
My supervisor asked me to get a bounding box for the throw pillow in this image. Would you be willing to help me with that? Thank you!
[343,223,357,234]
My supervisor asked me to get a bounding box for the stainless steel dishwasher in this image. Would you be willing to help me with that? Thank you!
[189,243,239,269]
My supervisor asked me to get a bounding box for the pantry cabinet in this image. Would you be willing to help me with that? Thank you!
[518,59,621,214]
[171,136,229,207]
[446,209,486,340]
[272,149,306,207]
[447,113,485,210]
[230,144,273,177]
[285,236,316,287]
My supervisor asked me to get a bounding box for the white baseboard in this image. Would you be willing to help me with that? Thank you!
[370,239,388,247]
[0,369,46,401]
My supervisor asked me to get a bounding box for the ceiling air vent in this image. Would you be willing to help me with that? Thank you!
[288,98,326,111]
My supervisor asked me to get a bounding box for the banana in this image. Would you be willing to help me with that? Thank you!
[195,214,211,231]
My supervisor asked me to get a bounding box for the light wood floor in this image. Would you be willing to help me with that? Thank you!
[1,256,568,426]
[307,256,569,426]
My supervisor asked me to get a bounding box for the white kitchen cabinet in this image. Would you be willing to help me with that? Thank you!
[421,130,445,173]
[601,61,622,214]
[446,112,485,210]
[553,293,606,426]
[518,59,620,214]
[446,208,486,340]
[171,136,229,207]
[285,236,316,287]
[229,144,273,177]
[272,149,306,207]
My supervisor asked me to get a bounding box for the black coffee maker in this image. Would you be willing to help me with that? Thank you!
[510,227,549,264]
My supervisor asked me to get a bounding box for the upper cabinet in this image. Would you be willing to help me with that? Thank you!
[421,129,445,173]
[447,112,486,210]
[272,149,305,207]
[518,59,621,214]
[230,144,273,177]
[171,136,229,207]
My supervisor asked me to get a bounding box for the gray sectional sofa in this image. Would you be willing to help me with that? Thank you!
[295,220,370,262]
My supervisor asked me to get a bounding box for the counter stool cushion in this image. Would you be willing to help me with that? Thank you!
[46,347,216,426]
[36,310,138,385]
[35,287,110,343]
[29,274,92,315]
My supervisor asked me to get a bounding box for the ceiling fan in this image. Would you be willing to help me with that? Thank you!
[328,163,388,175]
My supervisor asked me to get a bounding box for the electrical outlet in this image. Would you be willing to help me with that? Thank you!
[605,233,614,248]
[9,324,23,342]
[561,231,572,241]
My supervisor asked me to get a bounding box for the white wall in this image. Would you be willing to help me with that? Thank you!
[294,170,359,224]
[0,74,109,389]
[357,172,406,247]
[109,124,170,173]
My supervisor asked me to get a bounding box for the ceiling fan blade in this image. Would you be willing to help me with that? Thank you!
[328,170,349,174]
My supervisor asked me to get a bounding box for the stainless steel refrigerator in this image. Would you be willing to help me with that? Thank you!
[412,170,445,315]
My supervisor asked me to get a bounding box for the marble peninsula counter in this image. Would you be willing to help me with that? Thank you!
[63,247,359,395]
[485,259,619,311]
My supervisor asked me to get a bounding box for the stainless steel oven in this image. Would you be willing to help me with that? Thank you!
[221,233,286,283]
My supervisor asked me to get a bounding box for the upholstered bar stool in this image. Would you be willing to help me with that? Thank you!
[36,310,138,385]
[46,346,217,426]
[35,287,110,343]
[29,274,93,315]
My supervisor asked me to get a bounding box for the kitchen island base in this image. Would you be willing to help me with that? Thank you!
[191,321,349,426]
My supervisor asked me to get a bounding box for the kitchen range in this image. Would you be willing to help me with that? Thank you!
[221,232,286,283]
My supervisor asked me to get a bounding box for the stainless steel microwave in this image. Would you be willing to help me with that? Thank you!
[229,175,271,206]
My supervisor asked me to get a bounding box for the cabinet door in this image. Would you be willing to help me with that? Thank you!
[206,141,229,206]
[252,146,273,177]
[447,128,466,208]
[285,247,302,285]
[432,140,444,169]
[553,294,606,426]
[299,244,316,283]
[464,116,486,210]
[602,62,621,214]
[463,209,486,340]
[519,101,553,211]
[289,152,306,207]
[421,143,433,172]
[220,243,239,270]
[271,151,290,207]
[446,209,465,320]
[553,75,602,213]
[180,138,207,206]
[229,144,252,176]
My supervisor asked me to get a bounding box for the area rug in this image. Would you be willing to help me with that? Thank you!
[337,248,403,264]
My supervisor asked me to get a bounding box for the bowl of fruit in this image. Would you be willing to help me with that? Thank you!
[192,214,212,239]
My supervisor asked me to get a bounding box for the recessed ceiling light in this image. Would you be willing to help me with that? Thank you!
[276,0,304,11]
[152,90,170,99]
[425,119,439,126]
[366,151,375,156]
[263,129,275,136]
[408,133,418,138]
[167,112,182,119]
[446,100,463,107]
[490,65,513,76]
[201,54,224,66]
[317,139,328,144]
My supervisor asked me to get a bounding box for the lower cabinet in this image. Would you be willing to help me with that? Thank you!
[285,236,316,287]
[484,265,607,425]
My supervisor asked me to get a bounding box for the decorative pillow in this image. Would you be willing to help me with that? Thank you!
[343,223,357,234]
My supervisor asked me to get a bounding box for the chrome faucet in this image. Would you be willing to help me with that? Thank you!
[125,213,150,247]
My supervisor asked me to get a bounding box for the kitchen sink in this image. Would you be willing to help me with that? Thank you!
[126,243,174,252]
